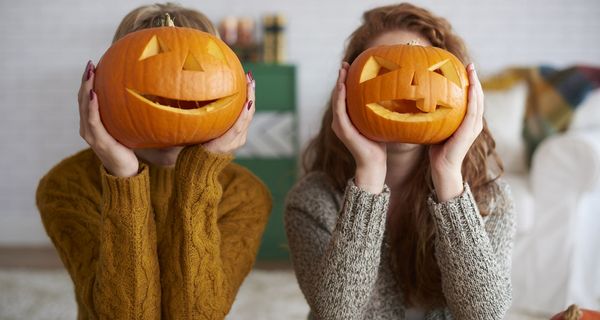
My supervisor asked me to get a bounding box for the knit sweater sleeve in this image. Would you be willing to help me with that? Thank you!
[159,145,272,319]
[428,180,515,320]
[285,174,390,320]
[36,162,161,319]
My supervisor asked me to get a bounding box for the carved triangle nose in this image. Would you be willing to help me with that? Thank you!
[182,52,204,71]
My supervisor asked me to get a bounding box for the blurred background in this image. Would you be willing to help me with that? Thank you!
[1,0,599,319]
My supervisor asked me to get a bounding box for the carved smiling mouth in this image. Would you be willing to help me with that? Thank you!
[378,99,422,114]
[141,94,219,109]
[367,99,451,121]
[127,88,236,113]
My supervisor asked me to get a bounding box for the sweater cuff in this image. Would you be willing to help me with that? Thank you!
[338,178,390,241]
[174,144,233,188]
[101,163,151,213]
[427,183,484,236]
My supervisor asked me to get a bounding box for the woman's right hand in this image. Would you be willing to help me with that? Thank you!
[78,61,139,177]
[331,62,387,194]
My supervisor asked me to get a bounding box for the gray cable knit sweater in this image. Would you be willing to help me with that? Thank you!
[284,172,515,320]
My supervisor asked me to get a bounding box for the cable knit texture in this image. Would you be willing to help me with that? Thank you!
[284,172,515,320]
[36,145,272,320]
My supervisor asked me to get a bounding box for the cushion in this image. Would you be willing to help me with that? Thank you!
[484,82,528,174]
[570,89,600,131]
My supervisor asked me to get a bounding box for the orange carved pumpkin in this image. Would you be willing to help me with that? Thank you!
[94,23,246,148]
[551,304,600,320]
[346,43,469,144]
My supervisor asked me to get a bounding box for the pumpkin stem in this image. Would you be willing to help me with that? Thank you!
[564,304,583,320]
[161,13,175,27]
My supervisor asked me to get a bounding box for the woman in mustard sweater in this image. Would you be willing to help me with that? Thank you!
[36,3,271,319]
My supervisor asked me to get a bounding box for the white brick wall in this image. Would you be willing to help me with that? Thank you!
[1,0,599,244]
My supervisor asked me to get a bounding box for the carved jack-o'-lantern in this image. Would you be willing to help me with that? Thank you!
[94,18,246,148]
[346,43,469,144]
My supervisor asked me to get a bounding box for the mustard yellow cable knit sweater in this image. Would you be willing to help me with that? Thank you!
[36,145,272,320]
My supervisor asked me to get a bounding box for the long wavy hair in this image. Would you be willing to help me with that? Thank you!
[302,3,503,308]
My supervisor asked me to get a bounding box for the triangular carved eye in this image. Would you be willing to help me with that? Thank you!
[182,53,204,71]
[206,39,227,63]
[139,35,169,60]
[360,56,401,83]
[428,59,461,86]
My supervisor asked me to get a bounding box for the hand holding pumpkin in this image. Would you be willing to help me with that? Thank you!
[203,73,256,154]
[429,63,484,202]
[78,61,139,177]
[332,62,387,194]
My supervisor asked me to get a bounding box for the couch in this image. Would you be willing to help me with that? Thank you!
[484,84,600,316]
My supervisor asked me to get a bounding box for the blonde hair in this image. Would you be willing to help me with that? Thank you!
[112,2,217,43]
[303,3,503,308]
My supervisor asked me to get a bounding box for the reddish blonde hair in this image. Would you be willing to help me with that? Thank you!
[302,3,503,308]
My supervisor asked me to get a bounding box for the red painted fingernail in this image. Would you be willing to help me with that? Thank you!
[247,100,253,110]
[89,89,94,100]
[249,71,254,81]
[85,61,92,80]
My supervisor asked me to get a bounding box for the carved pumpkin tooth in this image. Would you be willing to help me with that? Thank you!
[346,44,469,144]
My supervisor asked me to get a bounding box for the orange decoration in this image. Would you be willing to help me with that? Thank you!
[346,43,469,144]
[94,18,246,148]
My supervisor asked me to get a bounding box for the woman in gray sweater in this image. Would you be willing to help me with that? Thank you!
[284,3,515,320]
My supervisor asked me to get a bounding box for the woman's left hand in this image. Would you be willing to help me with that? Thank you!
[203,72,256,154]
[429,63,484,202]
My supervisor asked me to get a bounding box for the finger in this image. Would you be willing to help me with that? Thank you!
[78,61,90,106]
[341,61,350,70]
[246,71,256,100]
[81,60,92,83]
[87,90,107,138]
[465,64,479,125]
[222,100,250,140]
[246,74,255,107]
[241,101,255,134]
[86,89,118,146]
[79,62,96,118]
[448,65,478,144]
[333,69,348,124]
[472,66,485,124]
[333,66,348,103]
[79,87,92,135]
[78,61,94,101]
[468,64,484,134]
[337,65,348,85]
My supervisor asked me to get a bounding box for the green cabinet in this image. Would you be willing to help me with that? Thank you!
[236,63,297,261]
